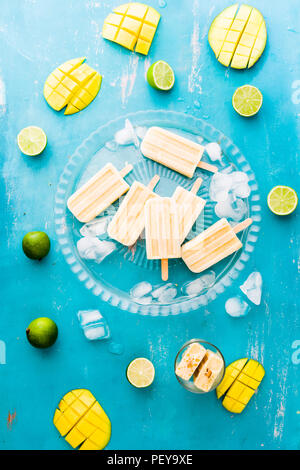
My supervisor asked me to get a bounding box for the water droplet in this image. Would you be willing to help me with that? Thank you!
[159,0,167,8]
[109,342,124,355]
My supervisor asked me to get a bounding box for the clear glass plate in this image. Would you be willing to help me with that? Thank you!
[54,110,261,316]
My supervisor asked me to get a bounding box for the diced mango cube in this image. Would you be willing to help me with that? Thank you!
[139,23,156,42]
[144,7,160,26]
[105,13,123,26]
[122,16,142,35]
[102,23,118,40]
[65,427,85,448]
[127,3,148,20]
[135,39,151,55]
[115,29,136,50]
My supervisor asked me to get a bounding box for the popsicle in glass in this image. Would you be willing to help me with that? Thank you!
[175,342,207,381]
[181,218,252,273]
[145,197,181,281]
[172,177,206,243]
[140,127,218,178]
[67,162,132,223]
[193,349,224,392]
[107,175,160,246]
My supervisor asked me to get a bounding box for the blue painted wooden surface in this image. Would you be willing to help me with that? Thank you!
[1,0,300,450]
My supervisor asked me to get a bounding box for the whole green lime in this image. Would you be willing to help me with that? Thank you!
[26,317,58,348]
[22,231,50,260]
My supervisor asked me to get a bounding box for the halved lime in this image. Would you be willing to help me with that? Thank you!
[126,358,155,388]
[17,126,47,156]
[147,61,175,91]
[267,186,298,216]
[232,85,263,117]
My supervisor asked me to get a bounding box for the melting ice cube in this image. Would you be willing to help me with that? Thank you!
[205,142,222,162]
[225,296,250,317]
[215,195,247,221]
[209,172,232,202]
[80,216,112,238]
[151,283,177,303]
[130,281,153,298]
[77,310,110,341]
[135,126,148,140]
[77,237,116,263]
[114,119,139,147]
[182,271,216,297]
[240,272,262,305]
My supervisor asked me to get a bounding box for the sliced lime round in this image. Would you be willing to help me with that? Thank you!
[17,126,47,156]
[232,85,263,117]
[126,358,155,388]
[267,186,298,215]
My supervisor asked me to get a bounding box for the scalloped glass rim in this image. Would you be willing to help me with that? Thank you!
[55,110,261,316]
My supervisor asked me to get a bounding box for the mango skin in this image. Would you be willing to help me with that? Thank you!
[53,389,111,450]
[216,358,265,414]
[208,4,267,69]
[44,58,102,115]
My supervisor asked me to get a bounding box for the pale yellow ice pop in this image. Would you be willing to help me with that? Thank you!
[67,163,132,223]
[193,350,224,392]
[172,177,206,244]
[140,127,218,178]
[175,342,207,381]
[145,197,181,281]
[107,175,160,247]
[181,218,252,273]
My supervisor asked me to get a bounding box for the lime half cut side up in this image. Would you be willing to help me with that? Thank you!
[147,61,175,91]
[126,358,155,388]
[17,126,47,156]
[232,85,263,117]
[267,186,298,216]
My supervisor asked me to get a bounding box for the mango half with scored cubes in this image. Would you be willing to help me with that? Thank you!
[208,4,267,69]
[44,57,102,115]
[216,358,265,413]
[53,389,111,450]
[102,3,160,55]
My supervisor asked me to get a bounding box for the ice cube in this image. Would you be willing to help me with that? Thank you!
[108,342,124,355]
[114,119,139,147]
[231,172,251,198]
[240,272,262,305]
[205,142,222,162]
[225,296,250,317]
[80,216,112,238]
[215,195,247,221]
[209,172,232,202]
[77,310,110,341]
[152,284,177,303]
[130,281,153,298]
[135,126,148,140]
[77,237,116,263]
[135,296,153,305]
[182,271,216,297]
[105,140,118,152]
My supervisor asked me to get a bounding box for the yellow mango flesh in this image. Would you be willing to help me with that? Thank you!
[102,2,160,55]
[208,4,267,69]
[44,58,102,115]
[216,358,265,414]
[53,389,111,450]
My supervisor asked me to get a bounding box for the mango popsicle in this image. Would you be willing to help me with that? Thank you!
[193,349,224,392]
[172,177,206,244]
[140,127,218,178]
[145,197,181,281]
[67,163,132,223]
[181,218,252,273]
[107,175,160,246]
[175,342,207,381]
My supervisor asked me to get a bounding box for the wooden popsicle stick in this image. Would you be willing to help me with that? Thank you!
[147,174,160,191]
[190,177,203,194]
[233,218,253,234]
[161,259,169,281]
[197,161,218,173]
[119,163,133,178]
